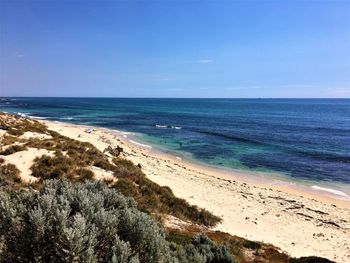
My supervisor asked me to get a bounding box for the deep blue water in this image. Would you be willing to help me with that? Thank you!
[1,98,350,185]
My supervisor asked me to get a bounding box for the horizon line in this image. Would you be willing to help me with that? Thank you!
[1,96,349,100]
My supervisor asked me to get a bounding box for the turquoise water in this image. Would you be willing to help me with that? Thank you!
[1,98,350,196]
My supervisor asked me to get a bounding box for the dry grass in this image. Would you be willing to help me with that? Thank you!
[1,135,25,146]
[111,158,221,227]
[0,144,27,155]
[0,163,21,189]
[31,151,95,183]
[0,113,47,135]
[166,227,333,263]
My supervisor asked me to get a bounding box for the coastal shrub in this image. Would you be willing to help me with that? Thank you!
[26,137,56,150]
[114,178,138,196]
[30,152,98,183]
[21,119,48,134]
[26,130,117,172]
[7,128,24,136]
[0,144,27,155]
[67,168,94,182]
[0,180,234,263]
[0,113,47,135]
[0,163,21,188]
[113,158,143,177]
[1,135,22,146]
[242,240,261,250]
[0,180,170,262]
[93,157,116,171]
[31,154,75,179]
[168,228,299,263]
[170,234,234,263]
[191,235,234,263]
[0,163,20,178]
[290,257,334,263]
[112,169,221,227]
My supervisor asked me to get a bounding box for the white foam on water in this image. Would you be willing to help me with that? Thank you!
[155,124,182,130]
[129,140,152,149]
[271,180,296,187]
[176,156,182,160]
[311,185,350,199]
[30,116,48,120]
[17,112,28,117]
[120,131,136,136]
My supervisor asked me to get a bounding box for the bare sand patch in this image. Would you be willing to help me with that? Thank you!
[2,147,53,184]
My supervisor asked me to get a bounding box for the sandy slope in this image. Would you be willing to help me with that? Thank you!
[2,118,349,261]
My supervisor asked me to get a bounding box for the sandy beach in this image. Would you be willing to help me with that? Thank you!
[3,119,350,262]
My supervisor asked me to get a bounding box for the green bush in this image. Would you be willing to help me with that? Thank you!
[31,154,75,180]
[112,172,221,227]
[67,168,94,182]
[113,158,143,177]
[26,130,116,172]
[93,157,116,171]
[0,163,21,188]
[0,180,234,263]
[242,240,261,250]
[290,256,334,263]
[31,153,97,183]
[0,144,27,155]
[172,234,234,263]
[114,178,138,196]
[7,128,24,136]
[1,135,23,146]
[0,114,47,136]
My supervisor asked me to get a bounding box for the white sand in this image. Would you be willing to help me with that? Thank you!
[2,147,53,184]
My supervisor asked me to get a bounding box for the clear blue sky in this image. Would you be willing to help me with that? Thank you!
[0,0,349,98]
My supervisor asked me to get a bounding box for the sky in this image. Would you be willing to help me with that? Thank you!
[0,0,349,98]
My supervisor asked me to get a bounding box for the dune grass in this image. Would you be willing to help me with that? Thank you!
[31,152,95,183]
[0,113,47,135]
[0,161,21,189]
[111,158,221,227]
[0,144,27,156]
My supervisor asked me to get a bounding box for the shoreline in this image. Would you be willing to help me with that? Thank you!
[40,119,350,261]
[7,112,350,205]
[2,114,350,260]
[134,134,350,207]
[55,119,350,209]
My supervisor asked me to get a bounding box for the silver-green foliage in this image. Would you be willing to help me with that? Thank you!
[0,180,234,263]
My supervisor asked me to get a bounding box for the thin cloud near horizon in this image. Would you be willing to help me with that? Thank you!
[225,86,261,90]
[198,59,213,63]
[280,84,320,89]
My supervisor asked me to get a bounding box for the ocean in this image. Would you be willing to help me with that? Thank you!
[1,98,350,197]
